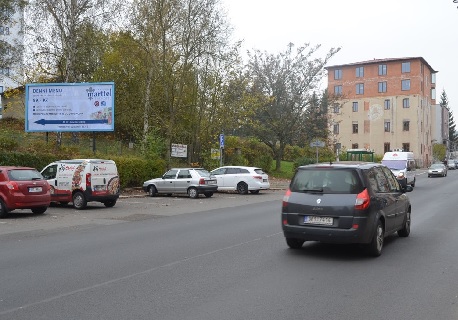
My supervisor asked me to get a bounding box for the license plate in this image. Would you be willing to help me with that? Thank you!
[304,216,333,225]
[94,185,106,191]
[29,187,42,193]
[263,179,268,182]
[208,180,217,185]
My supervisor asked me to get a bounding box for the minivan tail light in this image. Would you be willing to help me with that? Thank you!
[86,173,91,188]
[282,189,291,207]
[253,175,262,180]
[355,188,370,210]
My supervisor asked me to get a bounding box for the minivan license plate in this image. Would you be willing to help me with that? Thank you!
[304,216,333,225]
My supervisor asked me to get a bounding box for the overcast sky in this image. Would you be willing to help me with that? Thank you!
[221,0,458,116]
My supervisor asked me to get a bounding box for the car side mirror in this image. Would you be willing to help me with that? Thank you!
[403,185,413,193]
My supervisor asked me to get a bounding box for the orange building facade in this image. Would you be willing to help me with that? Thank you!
[325,57,437,167]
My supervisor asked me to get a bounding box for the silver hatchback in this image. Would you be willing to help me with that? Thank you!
[142,168,218,198]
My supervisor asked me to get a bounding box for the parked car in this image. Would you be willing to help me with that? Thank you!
[210,166,270,194]
[281,162,413,257]
[428,163,447,177]
[0,166,51,218]
[143,168,218,198]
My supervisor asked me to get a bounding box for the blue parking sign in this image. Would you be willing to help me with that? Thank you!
[219,134,225,148]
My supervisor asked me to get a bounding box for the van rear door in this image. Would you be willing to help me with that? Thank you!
[90,161,119,195]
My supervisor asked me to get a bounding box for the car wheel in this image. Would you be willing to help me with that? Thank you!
[72,191,87,210]
[0,199,9,218]
[398,210,411,237]
[249,190,260,194]
[31,207,47,214]
[188,187,198,199]
[411,178,415,187]
[286,238,304,249]
[366,219,384,257]
[237,182,248,195]
[204,192,213,198]
[148,186,157,197]
[428,174,431,178]
[103,200,117,208]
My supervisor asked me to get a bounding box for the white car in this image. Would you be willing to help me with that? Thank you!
[210,166,270,194]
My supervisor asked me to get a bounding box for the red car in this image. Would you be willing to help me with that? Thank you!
[0,166,51,218]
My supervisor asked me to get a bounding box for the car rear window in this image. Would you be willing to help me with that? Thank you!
[8,169,44,181]
[194,169,211,177]
[290,168,363,194]
[254,169,265,174]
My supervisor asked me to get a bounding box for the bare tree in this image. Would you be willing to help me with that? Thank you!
[246,43,340,171]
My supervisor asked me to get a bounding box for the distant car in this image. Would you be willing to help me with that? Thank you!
[446,160,456,170]
[428,163,447,177]
[210,166,270,194]
[281,161,413,257]
[0,166,51,218]
[142,168,218,198]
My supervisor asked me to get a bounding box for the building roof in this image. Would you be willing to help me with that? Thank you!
[325,57,437,73]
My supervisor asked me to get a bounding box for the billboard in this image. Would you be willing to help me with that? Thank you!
[25,82,115,132]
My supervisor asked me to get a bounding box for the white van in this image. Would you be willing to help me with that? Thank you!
[381,152,416,188]
[41,159,120,209]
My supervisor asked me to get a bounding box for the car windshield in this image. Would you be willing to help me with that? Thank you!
[430,164,444,169]
[290,168,363,194]
[381,160,406,170]
[8,169,43,181]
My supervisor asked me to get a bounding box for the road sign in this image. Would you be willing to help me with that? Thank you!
[219,134,225,149]
[310,140,325,148]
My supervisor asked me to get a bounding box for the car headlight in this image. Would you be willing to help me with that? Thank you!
[397,172,405,179]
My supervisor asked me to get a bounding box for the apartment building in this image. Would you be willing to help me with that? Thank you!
[325,57,437,167]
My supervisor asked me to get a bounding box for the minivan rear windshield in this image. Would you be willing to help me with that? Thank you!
[290,169,363,194]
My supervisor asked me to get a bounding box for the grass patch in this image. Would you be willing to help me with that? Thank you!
[269,161,295,180]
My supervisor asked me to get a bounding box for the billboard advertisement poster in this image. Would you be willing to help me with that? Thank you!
[25,82,115,132]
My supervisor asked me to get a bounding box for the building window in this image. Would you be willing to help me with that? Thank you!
[384,120,390,132]
[402,62,410,73]
[356,67,364,78]
[402,79,410,91]
[333,124,339,134]
[378,64,387,75]
[403,98,410,108]
[384,99,390,110]
[403,120,410,131]
[352,143,359,149]
[402,143,410,152]
[352,102,358,112]
[334,85,342,95]
[384,143,390,153]
[334,69,342,80]
[333,105,339,113]
[356,83,364,95]
[378,81,387,93]
[431,73,436,84]
[352,122,358,134]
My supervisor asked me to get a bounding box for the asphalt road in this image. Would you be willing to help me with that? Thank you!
[1,172,458,320]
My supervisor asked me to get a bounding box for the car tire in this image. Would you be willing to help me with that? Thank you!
[286,238,304,249]
[398,210,411,237]
[249,190,260,194]
[428,174,431,178]
[0,199,9,218]
[237,182,248,195]
[366,219,384,257]
[204,192,213,198]
[148,186,157,197]
[72,191,87,210]
[188,187,198,199]
[411,178,415,187]
[31,207,47,214]
[103,200,117,208]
